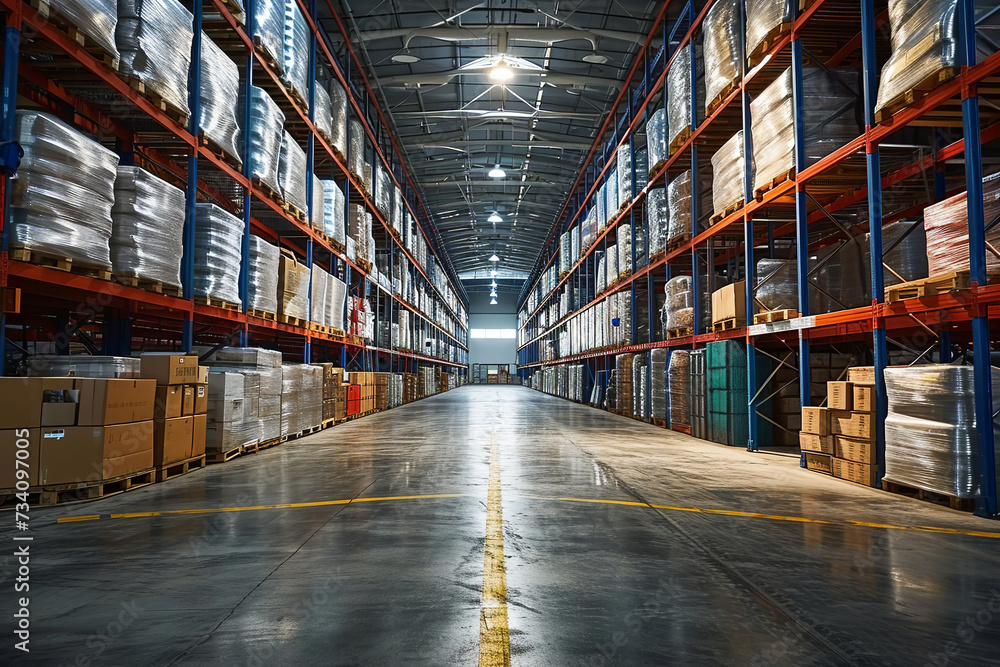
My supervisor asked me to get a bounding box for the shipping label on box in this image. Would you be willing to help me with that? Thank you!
[834,436,875,464]
[831,411,874,441]
[801,406,830,435]
[77,379,156,426]
[140,354,200,385]
[805,452,833,475]
[853,384,875,413]
[847,366,875,385]
[833,458,877,487]
[827,381,853,411]
[799,433,834,454]
[194,385,208,415]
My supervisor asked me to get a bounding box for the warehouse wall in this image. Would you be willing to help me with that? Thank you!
[468,291,517,367]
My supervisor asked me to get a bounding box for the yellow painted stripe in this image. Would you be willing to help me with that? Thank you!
[552,497,1000,539]
[55,493,462,524]
[479,431,511,667]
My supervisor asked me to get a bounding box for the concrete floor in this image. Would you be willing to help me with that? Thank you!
[4,384,1000,666]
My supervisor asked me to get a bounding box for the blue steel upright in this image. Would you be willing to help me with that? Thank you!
[791,20,811,464]
[742,7,759,452]
[182,0,204,352]
[0,22,20,375]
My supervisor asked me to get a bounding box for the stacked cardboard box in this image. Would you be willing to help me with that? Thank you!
[771,352,855,446]
[318,363,344,422]
[141,354,209,468]
[201,347,283,450]
[375,373,389,412]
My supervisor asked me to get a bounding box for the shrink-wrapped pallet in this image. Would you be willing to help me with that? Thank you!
[329,79,349,159]
[751,67,859,192]
[49,0,119,61]
[616,353,634,413]
[206,371,256,453]
[617,144,633,207]
[392,186,404,235]
[193,203,243,305]
[668,350,691,428]
[864,220,929,287]
[635,147,649,191]
[111,166,185,288]
[248,235,280,314]
[116,0,193,118]
[923,172,1000,275]
[663,276,694,331]
[322,180,346,245]
[607,243,618,285]
[632,353,646,419]
[281,364,324,435]
[348,118,366,180]
[704,0,743,114]
[755,237,870,313]
[884,363,1000,498]
[667,170,691,246]
[278,131,308,215]
[646,108,668,175]
[311,174,324,230]
[647,189,667,258]
[650,349,667,420]
[375,162,392,219]
[327,275,347,331]
[310,264,328,325]
[617,222,632,277]
[348,204,372,262]
[746,0,793,64]
[666,43,704,152]
[875,0,999,118]
[244,86,285,194]
[314,79,333,144]
[199,32,242,167]
[252,0,284,73]
[607,165,619,219]
[11,111,119,269]
[712,131,751,217]
[278,251,310,321]
[29,356,140,378]
[596,252,607,293]
[596,182,607,232]
[559,232,572,275]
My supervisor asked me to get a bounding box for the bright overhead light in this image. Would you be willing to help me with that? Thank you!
[488,213,502,224]
[490,270,497,277]
[392,52,421,64]
[583,53,608,64]
[490,280,497,288]
[490,62,513,82]
[488,166,506,178]
[490,290,498,298]
[488,254,500,262]
[490,298,498,305]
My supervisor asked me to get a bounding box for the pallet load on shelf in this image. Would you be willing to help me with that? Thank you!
[348,203,372,266]
[635,148,649,191]
[348,117,366,184]
[375,163,392,220]
[193,203,243,306]
[662,276,694,333]
[746,0,793,66]
[646,107,667,175]
[281,364,323,436]
[606,243,618,287]
[883,363,1000,499]
[666,43,704,153]
[248,236,280,315]
[278,130,308,215]
[329,78,349,159]
[310,174,324,231]
[617,144,633,208]
[711,280,746,328]
[281,0,309,107]
[317,363,338,421]
[650,349,667,421]
[313,72,333,143]
[647,187,667,257]
[606,163,619,221]
[420,367,438,397]
[751,67,860,194]
[755,236,870,315]
[110,166,185,290]
[199,32,242,166]
[392,186,405,236]
[244,86,285,194]
[703,0,742,113]
[667,169,712,247]
[923,172,1000,275]
[310,264,328,327]
[712,131,751,219]
[252,0,284,72]
[616,353,633,414]
[29,356,140,378]
[689,349,707,438]
[559,231,572,275]
[875,0,999,120]
[617,221,632,277]
[116,0,193,119]
[11,111,118,270]
[44,0,119,63]
[864,219,928,288]
[140,353,208,471]
[321,179,347,246]
[668,350,691,430]
[633,353,647,419]
[327,275,347,331]
[278,250,309,322]
[348,296,373,341]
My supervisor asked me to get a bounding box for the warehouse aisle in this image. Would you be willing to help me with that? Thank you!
[6,385,1000,665]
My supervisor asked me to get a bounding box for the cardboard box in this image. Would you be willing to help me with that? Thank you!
[155,385,184,420]
[41,388,80,427]
[799,433,834,454]
[154,417,193,466]
[77,379,156,426]
[195,366,209,385]
[847,366,875,385]
[827,381,853,411]
[833,458,877,487]
[141,354,200,385]
[801,407,830,436]
[193,384,208,415]
[833,436,875,464]
[804,452,833,475]
[831,411,875,441]
[38,422,153,485]
[853,384,875,413]
[181,385,195,416]
[0,429,40,487]
[0,378,76,429]
[711,280,746,325]
[191,414,207,457]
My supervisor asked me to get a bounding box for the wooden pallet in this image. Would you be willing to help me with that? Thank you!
[329,328,347,339]
[753,309,799,324]
[885,271,971,304]
[671,423,692,435]
[257,436,286,451]
[755,168,795,200]
[10,247,111,280]
[357,259,373,273]
[198,132,242,171]
[874,68,959,125]
[883,480,975,512]
[112,274,183,297]
[155,455,207,483]
[710,199,744,225]
[748,22,791,69]
[194,295,240,311]
[1,468,155,508]
[322,418,336,429]
[666,233,692,253]
[310,322,332,335]
[712,317,743,333]
[207,446,243,464]
[282,200,308,222]
[668,125,692,156]
[653,419,668,429]
[249,308,278,321]
[279,313,307,328]
[252,176,282,204]
[251,35,282,74]
[120,75,190,126]
[707,79,739,117]
[29,0,120,71]
[666,327,693,339]
[220,0,246,22]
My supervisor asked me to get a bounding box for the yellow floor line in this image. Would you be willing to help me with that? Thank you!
[55,494,462,524]
[479,430,511,667]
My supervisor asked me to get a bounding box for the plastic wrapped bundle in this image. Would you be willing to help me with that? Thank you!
[375,163,392,219]
[322,180,346,245]
[664,276,694,331]
[348,118,365,179]
[755,238,870,313]
[607,243,618,284]
[617,222,632,277]
[48,0,118,60]
[746,0,793,64]
[310,264,328,325]
[248,235,280,314]
[634,148,649,191]
[116,0,193,118]
[193,203,243,305]
[252,0,284,73]
[198,33,242,167]
[310,175,324,230]
[29,356,140,378]
[646,108,667,175]
[596,252,607,293]
[607,165,619,218]
[11,111,119,269]
[244,86,285,193]
[278,131,308,215]
[650,349,667,420]
[281,0,309,105]
[864,220,929,288]
[666,44,704,152]
[633,354,646,418]
[875,0,999,117]
[646,189,668,256]
[392,186,404,234]
[279,251,310,320]
[111,166,185,288]
[923,172,1000,275]
[704,0,743,114]
[617,144,633,207]
[559,232,572,274]
[712,131,750,217]
[327,276,347,330]
[668,350,691,428]
[667,170,691,245]
[884,364,1000,498]
[314,81,333,144]
[329,79,349,158]
[751,67,859,192]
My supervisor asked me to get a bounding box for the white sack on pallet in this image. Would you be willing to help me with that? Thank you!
[199,32,242,167]
[116,0,193,117]
[193,202,243,305]
[111,165,185,288]
[647,187,667,256]
[248,235,280,314]
[252,0,284,73]
[50,0,119,60]
[617,221,632,277]
[282,0,310,109]
[668,350,691,428]
[663,275,694,331]
[278,130,308,214]
[11,111,119,269]
[322,179,346,244]
[243,86,285,193]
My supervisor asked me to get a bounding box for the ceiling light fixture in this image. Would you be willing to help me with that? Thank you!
[490,61,513,82]
[392,52,421,64]
[490,289,498,298]
[490,280,497,288]
[583,53,608,64]
[490,298,498,305]
[488,253,500,262]
[488,166,506,178]
[488,213,502,224]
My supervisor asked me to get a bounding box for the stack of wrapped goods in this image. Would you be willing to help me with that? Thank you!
[348,118,366,184]
[281,0,309,104]
[650,349,667,421]
[313,74,333,145]
[202,347,283,450]
[29,356,140,378]
[617,144,633,209]
[0,362,158,490]
[923,172,1000,276]
[668,350,691,431]
[111,166,185,290]
[375,163,392,220]
[421,367,438,397]
[703,0,742,113]
[45,0,118,66]
[310,175,324,231]
[865,220,928,288]
[310,264,329,327]
[348,204,372,268]
[632,353,647,419]
[329,79,349,160]
[647,188,667,257]
[278,131,308,216]
[666,171,691,248]
[666,43,703,154]
[281,364,323,436]
[559,232,572,275]
[617,222,632,278]
[746,0,793,66]
[206,373,252,456]
[248,236,280,316]
[141,354,209,471]
[117,0,193,121]
[755,237,870,316]
[349,297,374,341]
[615,354,633,415]
[751,67,859,194]
[245,86,285,194]
[193,204,243,306]
[376,373,390,411]
[278,251,310,323]
[662,276,694,334]
[606,164,619,222]
[11,111,118,270]
[199,33,242,166]
[712,131,750,219]
[252,0,284,71]
[322,180,347,247]
[327,275,348,332]
[884,363,1000,498]
[689,349,708,439]
[392,186,405,236]
[646,108,667,176]
[606,243,618,287]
